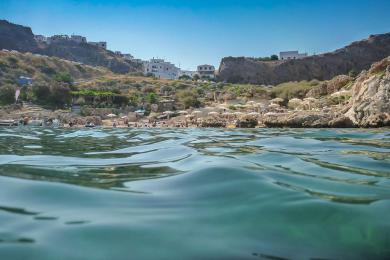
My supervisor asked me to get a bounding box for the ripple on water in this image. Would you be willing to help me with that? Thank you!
[0,127,389,259]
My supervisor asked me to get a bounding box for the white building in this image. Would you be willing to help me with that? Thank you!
[279,51,307,60]
[70,35,87,43]
[197,64,215,79]
[88,41,107,49]
[144,59,180,80]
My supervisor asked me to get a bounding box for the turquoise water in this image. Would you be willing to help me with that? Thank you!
[0,128,389,259]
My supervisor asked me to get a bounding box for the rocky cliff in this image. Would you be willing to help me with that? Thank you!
[261,57,390,128]
[0,20,142,74]
[218,33,390,85]
[0,20,38,52]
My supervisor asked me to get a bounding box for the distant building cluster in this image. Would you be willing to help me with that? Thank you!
[33,34,218,80]
[143,59,216,80]
[279,51,307,60]
[34,34,107,49]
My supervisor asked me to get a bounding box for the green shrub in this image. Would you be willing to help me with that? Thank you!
[0,85,16,105]
[270,80,321,99]
[54,72,73,84]
[146,92,158,104]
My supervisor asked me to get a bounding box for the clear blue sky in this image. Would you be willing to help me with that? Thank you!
[1,0,390,70]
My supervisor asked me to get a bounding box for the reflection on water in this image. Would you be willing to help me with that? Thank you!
[0,127,389,259]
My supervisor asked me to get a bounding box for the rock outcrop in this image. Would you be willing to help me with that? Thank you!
[306,75,353,98]
[0,20,142,74]
[261,112,354,128]
[218,33,390,85]
[346,57,390,127]
[261,57,390,128]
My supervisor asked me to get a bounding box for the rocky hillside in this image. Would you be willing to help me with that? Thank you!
[0,50,109,86]
[218,33,390,85]
[0,20,142,74]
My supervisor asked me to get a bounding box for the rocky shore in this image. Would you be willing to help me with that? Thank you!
[1,57,389,129]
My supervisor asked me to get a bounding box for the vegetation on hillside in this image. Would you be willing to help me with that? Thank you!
[0,50,360,112]
[269,80,321,100]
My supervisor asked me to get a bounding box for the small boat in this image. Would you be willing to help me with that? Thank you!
[0,120,17,126]
[85,122,95,128]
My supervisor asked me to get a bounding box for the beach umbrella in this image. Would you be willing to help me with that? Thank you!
[247,112,260,116]
[192,110,202,114]
[208,111,219,116]
[270,97,284,104]
[268,103,280,109]
[303,97,318,102]
[331,90,351,98]
[217,104,228,109]
[121,116,128,119]
[264,112,279,116]
[106,113,117,118]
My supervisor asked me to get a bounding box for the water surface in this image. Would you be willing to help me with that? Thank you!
[0,127,389,259]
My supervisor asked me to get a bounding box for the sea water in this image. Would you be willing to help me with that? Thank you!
[0,127,389,259]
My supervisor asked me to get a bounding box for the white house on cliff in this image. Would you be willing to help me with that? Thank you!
[279,51,307,60]
[144,59,180,80]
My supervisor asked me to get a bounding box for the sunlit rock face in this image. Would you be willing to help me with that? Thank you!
[346,57,390,127]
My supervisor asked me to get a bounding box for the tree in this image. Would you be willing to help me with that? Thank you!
[50,84,72,108]
[179,74,191,80]
[193,74,200,81]
[32,84,51,102]
[31,83,71,109]
[0,85,16,105]
[54,72,74,85]
[146,92,158,104]
[270,54,279,60]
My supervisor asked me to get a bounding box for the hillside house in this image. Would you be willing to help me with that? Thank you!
[144,59,180,80]
[279,51,307,60]
[197,65,215,79]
